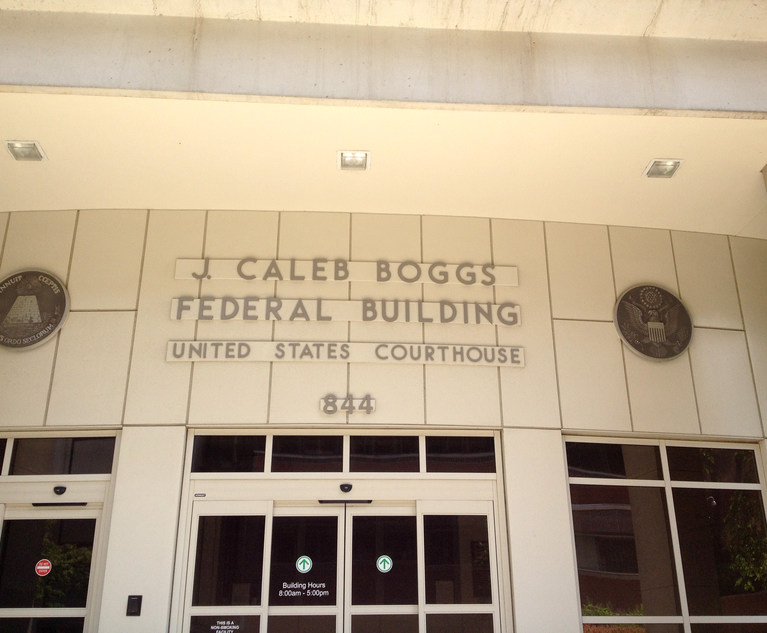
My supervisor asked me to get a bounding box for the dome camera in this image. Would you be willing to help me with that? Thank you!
[340,483,353,493]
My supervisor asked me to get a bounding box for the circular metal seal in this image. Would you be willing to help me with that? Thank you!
[0,270,69,349]
[614,284,692,360]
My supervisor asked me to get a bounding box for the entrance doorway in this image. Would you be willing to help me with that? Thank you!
[175,433,508,633]
[184,497,499,633]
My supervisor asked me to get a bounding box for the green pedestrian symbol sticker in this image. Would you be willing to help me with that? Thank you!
[296,555,313,573]
[376,555,393,573]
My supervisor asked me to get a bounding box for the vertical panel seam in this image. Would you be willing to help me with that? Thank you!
[729,236,765,437]
[671,231,703,435]
[121,209,150,427]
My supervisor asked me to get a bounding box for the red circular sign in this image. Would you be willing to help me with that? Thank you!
[35,559,52,577]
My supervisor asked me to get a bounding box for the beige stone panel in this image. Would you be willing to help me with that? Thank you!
[269,362,348,424]
[189,363,271,424]
[422,215,491,262]
[425,365,501,426]
[47,311,134,426]
[610,226,678,293]
[198,210,279,339]
[422,281,495,304]
[279,211,350,258]
[0,213,8,257]
[672,231,742,329]
[0,210,76,279]
[351,214,422,261]
[494,220,559,428]
[0,342,56,427]
[68,209,147,310]
[124,210,205,425]
[196,315,274,340]
[350,281,425,341]
[275,279,349,300]
[348,363,425,425]
[554,320,631,431]
[349,320,423,344]
[351,280,422,301]
[504,429,582,633]
[423,322,497,345]
[98,426,185,632]
[731,237,767,432]
[625,350,699,434]
[690,328,761,437]
[272,319,348,341]
[205,210,279,256]
[546,222,615,321]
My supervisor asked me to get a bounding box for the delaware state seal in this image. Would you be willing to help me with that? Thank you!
[0,270,69,349]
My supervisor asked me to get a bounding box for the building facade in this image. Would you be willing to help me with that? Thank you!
[1,3,767,633]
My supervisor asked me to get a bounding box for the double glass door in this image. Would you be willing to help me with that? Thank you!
[183,496,500,633]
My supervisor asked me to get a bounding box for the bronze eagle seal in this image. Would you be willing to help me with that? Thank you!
[614,285,692,360]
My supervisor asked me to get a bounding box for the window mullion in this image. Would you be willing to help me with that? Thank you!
[660,440,692,633]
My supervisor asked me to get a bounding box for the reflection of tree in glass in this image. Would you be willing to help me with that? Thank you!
[582,605,646,633]
[34,532,92,608]
[719,490,767,593]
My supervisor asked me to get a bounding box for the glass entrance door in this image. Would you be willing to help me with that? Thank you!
[183,498,500,633]
[0,506,101,633]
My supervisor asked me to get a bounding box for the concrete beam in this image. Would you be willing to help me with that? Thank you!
[1,10,766,112]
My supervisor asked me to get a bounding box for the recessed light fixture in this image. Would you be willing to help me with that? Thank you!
[338,151,369,170]
[5,140,47,161]
[644,159,682,178]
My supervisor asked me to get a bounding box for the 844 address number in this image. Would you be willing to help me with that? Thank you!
[320,394,376,415]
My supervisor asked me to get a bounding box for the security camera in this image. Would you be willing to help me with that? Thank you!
[340,483,352,493]
[53,486,66,495]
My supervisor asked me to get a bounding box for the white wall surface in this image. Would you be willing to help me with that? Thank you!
[98,426,187,632]
[0,208,764,437]
[503,428,581,633]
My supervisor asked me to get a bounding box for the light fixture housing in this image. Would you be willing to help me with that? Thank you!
[644,159,682,178]
[338,151,369,171]
[5,140,47,161]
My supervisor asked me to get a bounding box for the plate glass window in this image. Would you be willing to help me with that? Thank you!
[10,437,115,475]
[567,441,767,629]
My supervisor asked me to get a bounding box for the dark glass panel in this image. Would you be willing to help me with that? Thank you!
[10,437,115,475]
[350,436,419,473]
[190,615,260,633]
[425,437,495,473]
[425,613,494,633]
[570,485,681,616]
[583,627,683,633]
[271,436,342,472]
[424,515,491,604]
[192,515,265,606]
[0,619,84,633]
[566,442,662,480]
[269,516,337,606]
[192,436,266,473]
[0,438,6,471]
[667,447,759,483]
[352,516,417,605]
[352,615,419,633]
[267,615,335,633]
[0,519,95,608]
[692,625,767,633]
[674,488,767,615]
